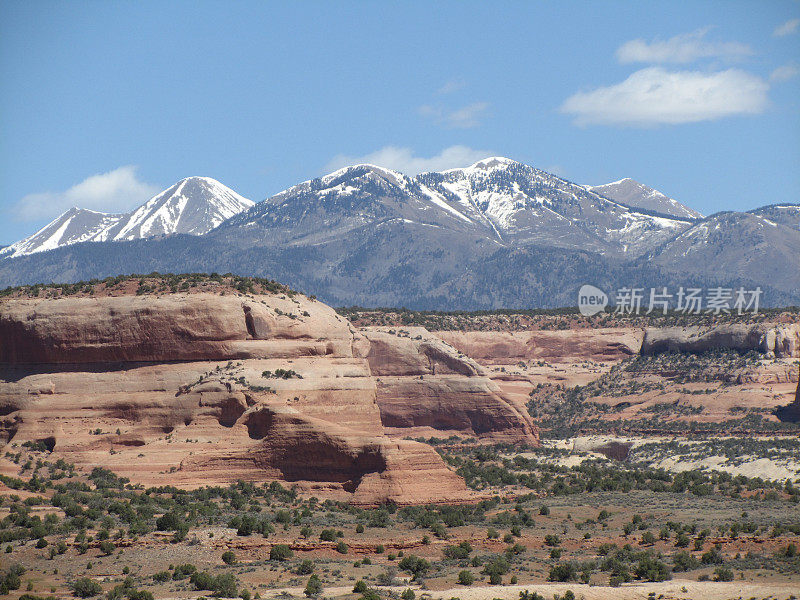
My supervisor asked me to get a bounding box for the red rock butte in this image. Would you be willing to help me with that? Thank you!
[0,286,538,505]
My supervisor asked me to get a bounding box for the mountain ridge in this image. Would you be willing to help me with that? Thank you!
[1,158,798,308]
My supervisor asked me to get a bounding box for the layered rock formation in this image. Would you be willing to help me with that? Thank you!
[0,293,362,363]
[641,324,800,358]
[0,290,538,503]
[435,329,643,363]
[362,328,538,442]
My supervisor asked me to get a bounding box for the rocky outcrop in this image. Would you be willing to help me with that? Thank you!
[0,293,364,363]
[435,329,643,363]
[0,291,543,502]
[0,292,475,504]
[776,362,800,423]
[363,328,539,443]
[641,324,800,358]
[181,404,465,505]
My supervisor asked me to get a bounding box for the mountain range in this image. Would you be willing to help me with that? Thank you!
[1,158,798,308]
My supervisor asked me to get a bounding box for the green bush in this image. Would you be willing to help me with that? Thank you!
[701,546,723,565]
[70,577,102,598]
[443,541,472,559]
[360,589,381,600]
[0,565,25,593]
[296,560,314,575]
[222,551,237,565]
[671,551,699,572]
[189,571,238,597]
[172,564,197,580]
[213,573,237,598]
[398,555,430,580]
[304,575,322,598]
[155,512,184,531]
[548,562,578,582]
[269,544,293,561]
[634,555,671,582]
[99,541,115,556]
[483,556,511,582]
[152,571,170,583]
[457,570,474,585]
[714,567,734,582]
[191,571,216,591]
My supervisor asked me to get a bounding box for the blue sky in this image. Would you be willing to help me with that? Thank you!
[1,0,799,245]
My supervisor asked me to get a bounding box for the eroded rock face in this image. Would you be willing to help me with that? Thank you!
[435,329,644,363]
[641,324,800,358]
[0,293,364,363]
[180,404,464,505]
[362,328,539,443]
[0,292,538,503]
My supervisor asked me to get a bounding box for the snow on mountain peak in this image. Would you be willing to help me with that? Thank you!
[321,163,409,188]
[3,161,707,262]
[3,177,253,258]
[589,178,703,220]
[467,156,520,170]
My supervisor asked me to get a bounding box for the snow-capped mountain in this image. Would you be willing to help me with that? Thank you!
[221,163,485,247]
[2,177,253,258]
[2,158,797,308]
[418,158,691,256]
[588,178,703,220]
[221,157,692,258]
[111,176,253,240]
[1,208,126,258]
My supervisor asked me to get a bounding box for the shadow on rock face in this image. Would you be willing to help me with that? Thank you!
[774,365,800,423]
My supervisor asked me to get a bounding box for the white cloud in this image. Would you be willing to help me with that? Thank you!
[774,18,800,37]
[770,64,800,82]
[325,145,493,175]
[436,79,466,95]
[13,166,160,221]
[616,28,752,64]
[560,67,769,127]
[418,101,490,129]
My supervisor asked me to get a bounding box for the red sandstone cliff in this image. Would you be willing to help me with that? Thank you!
[0,291,537,503]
